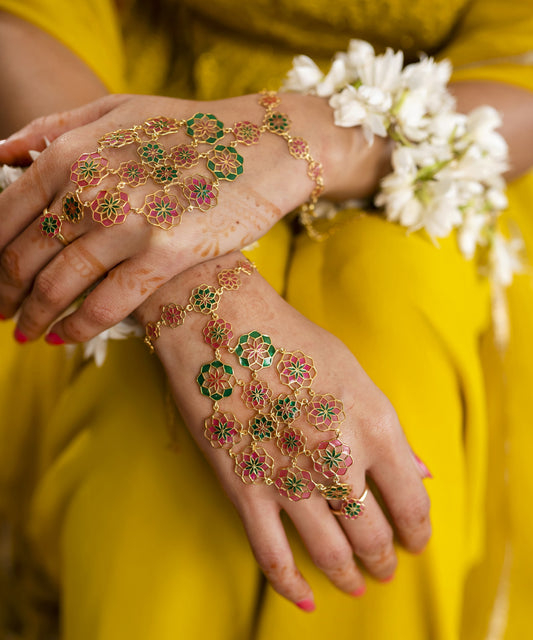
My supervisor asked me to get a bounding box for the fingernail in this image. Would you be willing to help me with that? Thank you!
[380,573,395,584]
[413,453,433,479]
[296,599,316,612]
[350,585,366,597]
[0,313,5,320]
[45,332,65,345]
[14,328,27,343]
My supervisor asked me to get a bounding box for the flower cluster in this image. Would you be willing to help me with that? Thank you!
[283,39,522,290]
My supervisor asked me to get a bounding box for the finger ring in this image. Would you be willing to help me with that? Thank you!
[39,207,70,245]
[330,486,369,520]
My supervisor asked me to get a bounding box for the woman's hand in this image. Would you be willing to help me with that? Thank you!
[0,92,390,345]
[134,251,431,609]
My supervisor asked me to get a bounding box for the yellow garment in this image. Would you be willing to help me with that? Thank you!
[0,0,532,639]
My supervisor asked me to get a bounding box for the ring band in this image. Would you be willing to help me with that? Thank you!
[56,232,70,246]
[39,207,70,246]
[330,486,369,520]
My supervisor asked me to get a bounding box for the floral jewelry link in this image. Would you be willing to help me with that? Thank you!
[144,260,365,519]
[143,260,257,353]
[258,91,325,240]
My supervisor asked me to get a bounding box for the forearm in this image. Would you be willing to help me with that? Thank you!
[0,11,108,136]
[450,80,533,180]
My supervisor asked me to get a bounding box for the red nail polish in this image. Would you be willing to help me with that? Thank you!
[14,328,27,343]
[45,332,65,345]
[413,453,433,479]
[296,599,316,612]
[350,585,366,597]
[0,313,5,320]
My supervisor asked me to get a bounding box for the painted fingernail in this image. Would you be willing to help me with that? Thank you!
[45,332,65,345]
[14,328,27,343]
[380,573,395,584]
[296,599,316,612]
[350,585,366,597]
[0,313,5,320]
[413,453,433,479]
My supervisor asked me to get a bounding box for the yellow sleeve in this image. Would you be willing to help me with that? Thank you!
[439,0,533,92]
[0,0,125,92]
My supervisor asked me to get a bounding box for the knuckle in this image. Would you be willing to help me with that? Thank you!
[82,299,117,329]
[313,545,352,572]
[33,270,64,307]
[354,527,394,560]
[0,249,23,288]
[396,493,431,531]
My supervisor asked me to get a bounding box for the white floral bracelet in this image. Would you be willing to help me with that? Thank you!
[283,40,524,345]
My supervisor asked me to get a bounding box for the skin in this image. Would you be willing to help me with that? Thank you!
[133,251,432,607]
[0,9,532,610]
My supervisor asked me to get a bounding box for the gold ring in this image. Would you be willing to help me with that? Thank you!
[39,207,70,246]
[330,486,369,520]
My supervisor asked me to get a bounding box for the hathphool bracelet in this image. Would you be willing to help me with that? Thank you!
[39,92,323,241]
[144,259,367,519]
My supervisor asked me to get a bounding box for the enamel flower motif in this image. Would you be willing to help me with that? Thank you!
[204,412,242,449]
[235,447,273,484]
[70,152,108,187]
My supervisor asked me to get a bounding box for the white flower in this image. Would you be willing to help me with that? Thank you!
[0,164,24,191]
[357,47,404,94]
[457,211,490,259]
[330,84,390,143]
[78,318,143,367]
[282,55,324,93]
[394,89,430,142]
[376,146,421,225]
[415,178,463,239]
[489,232,524,286]
[465,106,508,159]
[316,58,350,97]
[401,57,453,114]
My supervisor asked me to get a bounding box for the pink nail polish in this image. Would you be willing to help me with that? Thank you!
[296,599,316,612]
[350,585,366,597]
[14,328,27,343]
[413,453,433,479]
[380,573,395,584]
[45,332,65,345]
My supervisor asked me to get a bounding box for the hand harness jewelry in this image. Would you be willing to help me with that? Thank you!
[144,260,366,519]
[39,92,322,240]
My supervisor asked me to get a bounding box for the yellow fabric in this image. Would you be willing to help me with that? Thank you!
[0,0,532,639]
[0,0,126,92]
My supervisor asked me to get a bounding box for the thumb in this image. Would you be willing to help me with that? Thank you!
[0,93,129,165]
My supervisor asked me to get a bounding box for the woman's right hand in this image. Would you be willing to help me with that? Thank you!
[134,251,431,609]
[0,92,390,347]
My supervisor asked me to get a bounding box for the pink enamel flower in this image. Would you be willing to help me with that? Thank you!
[170,144,200,168]
[184,175,218,211]
[70,152,108,188]
[312,439,353,479]
[277,427,306,457]
[142,191,182,229]
[274,468,315,501]
[217,268,241,290]
[306,394,345,431]
[90,190,131,227]
[288,137,309,158]
[277,351,316,389]
[233,121,261,145]
[98,129,137,148]
[235,447,273,484]
[161,303,186,328]
[203,318,233,349]
[241,380,272,411]
[117,160,149,187]
[204,412,242,449]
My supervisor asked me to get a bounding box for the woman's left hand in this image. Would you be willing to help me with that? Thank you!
[0,92,389,344]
